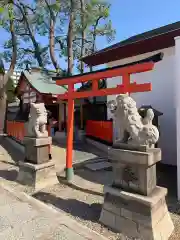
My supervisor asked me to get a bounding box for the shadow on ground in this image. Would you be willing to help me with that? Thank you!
[0,169,18,181]
[34,191,102,222]
[33,189,180,224]
[74,168,113,186]
[57,175,103,196]
[74,162,178,198]
[0,136,23,164]
[53,138,107,157]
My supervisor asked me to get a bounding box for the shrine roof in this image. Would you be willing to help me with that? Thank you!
[19,69,67,95]
[82,21,180,66]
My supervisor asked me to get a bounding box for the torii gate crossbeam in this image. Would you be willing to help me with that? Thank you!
[54,62,154,181]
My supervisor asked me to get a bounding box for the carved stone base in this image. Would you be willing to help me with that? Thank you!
[100,186,174,240]
[24,137,52,164]
[17,161,58,192]
[108,147,161,196]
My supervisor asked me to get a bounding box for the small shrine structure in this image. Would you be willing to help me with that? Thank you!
[15,67,67,131]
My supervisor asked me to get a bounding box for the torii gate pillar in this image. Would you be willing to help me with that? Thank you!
[66,86,74,180]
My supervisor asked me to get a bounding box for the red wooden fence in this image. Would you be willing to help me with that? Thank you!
[6,121,25,143]
[6,120,113,146]
[86,120,113,143]
[6,121,51,153]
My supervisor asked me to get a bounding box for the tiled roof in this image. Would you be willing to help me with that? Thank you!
[82,21,180,65]
[84,21,180,59]
[22,70,67,95]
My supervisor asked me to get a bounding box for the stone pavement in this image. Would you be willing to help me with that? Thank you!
[0,136,107,171]
[0,184,108,240]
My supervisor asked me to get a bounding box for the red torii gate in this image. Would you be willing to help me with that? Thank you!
[54,62,154,181]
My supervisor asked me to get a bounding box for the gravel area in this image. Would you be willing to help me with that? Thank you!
[33,181,123,240]
[32,167,180,240]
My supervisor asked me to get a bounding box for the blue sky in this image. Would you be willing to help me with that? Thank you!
[104,0,180,47]
[1,0,180,71]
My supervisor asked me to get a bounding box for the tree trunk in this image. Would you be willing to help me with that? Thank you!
[67,0,75,75]
[91,16,102,103]
[0,92,7,134]
[49,18,60,73]
[80,0,85,74]
[45,0,60,73]
[0,5,17,134]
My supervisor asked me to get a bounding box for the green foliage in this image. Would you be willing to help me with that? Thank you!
[73,0,116,72]
[0,0,116,74]
[0,2,14,25]
[5,77,16,103]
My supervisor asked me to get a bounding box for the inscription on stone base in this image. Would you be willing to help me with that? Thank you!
[112,163,156,196]
[109,148,161,196]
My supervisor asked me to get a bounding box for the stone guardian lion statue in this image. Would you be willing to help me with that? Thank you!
[27,102,48,138]
[107,94,159,147]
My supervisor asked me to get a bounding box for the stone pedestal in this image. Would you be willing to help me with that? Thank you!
[24,137,52,164]
[100,186,174,240]
[108,147,161,196]
[100,147,174,239]
[17,161,58,191]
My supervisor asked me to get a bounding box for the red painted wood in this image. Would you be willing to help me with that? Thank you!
[122,74,130,93]
[56,62,154,86]
[66,84,74,169]
[58,83,152,100]
[86,120,113,143]
[92,79,98,91]
[6,121,51,154]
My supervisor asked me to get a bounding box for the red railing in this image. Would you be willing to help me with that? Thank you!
[6,121,51,153]
[6,121,25,143]
[86,120,113,143]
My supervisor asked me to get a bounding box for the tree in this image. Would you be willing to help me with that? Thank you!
[1,1,51,69]
[67,0,75,75]
[79,0,86,74]
[34,0,115,76]
[1,0,115,75]
[0,2,17,133]
[71,0,115,100]
[73,0,116,73]
[6,76,16,103]
[36,0,61,73]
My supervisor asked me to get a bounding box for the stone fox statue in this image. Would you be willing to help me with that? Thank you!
[27,102,48,138]
[107,94,159,147]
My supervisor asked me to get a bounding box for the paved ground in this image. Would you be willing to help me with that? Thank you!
[0,136,180,239]
[0,136,107,171]
[0,183,108,240]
